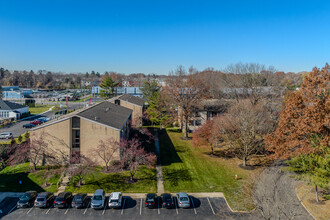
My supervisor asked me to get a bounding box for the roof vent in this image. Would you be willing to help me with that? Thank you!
[95,116,99,121]
[105,107,109,112]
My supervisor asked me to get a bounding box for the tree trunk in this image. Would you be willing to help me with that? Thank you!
[315,185,319,203]
[211,145,214,155]
[243,156,247,166]
[184,117,189,138]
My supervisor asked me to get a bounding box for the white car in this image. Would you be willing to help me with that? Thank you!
[108,192,122,208]
[0,132,13,139]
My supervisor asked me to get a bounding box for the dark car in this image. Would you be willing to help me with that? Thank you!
[71,193,88,209]
[35,192,54,208]
[161,193,174,209]
[17,191,37,208]
[54,191,73,208]
[145,193,157,209]
[23,124,36,128]
[30,120,42,125]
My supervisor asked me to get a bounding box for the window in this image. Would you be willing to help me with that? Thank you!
[72,117,80,149]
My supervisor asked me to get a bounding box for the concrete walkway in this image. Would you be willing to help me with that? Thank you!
[154,129,164,195]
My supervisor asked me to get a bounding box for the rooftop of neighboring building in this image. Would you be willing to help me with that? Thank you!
[0,100,27,111]
[118,94,145,106]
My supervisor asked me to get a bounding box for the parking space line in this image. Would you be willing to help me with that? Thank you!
[46,204,54,214]
[26,206,34,214]
[207,197,215,215]
[102,204,107,215]
[83,201,91,215]
[174,198,178,215]
[191,197,197,214]
[121,198,126,215]
[8,205,17,214]
[140,199,142,215]
[64,204,71,215]
[157,197,160,215]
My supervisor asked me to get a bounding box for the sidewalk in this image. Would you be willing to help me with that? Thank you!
[154,129,164,195]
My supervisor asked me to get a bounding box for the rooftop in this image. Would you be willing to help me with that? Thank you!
[118,94,145,106]
[0,100,27,110]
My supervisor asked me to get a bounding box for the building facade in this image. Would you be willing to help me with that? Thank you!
[0,100,29,120]
[30,101,132,166]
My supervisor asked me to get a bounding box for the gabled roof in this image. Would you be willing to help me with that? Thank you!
[0,100,27,111]
[118,94,144,106]
[77,102,132,130]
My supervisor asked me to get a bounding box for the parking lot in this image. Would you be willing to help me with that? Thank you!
[0,196,255,219]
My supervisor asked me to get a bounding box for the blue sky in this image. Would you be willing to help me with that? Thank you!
[0,0,329,74]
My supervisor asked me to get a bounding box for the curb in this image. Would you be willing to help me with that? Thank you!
[295,184,316,220]
[222,194,255,213]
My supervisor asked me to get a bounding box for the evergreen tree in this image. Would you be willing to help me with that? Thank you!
[140,80,160,102]
[99,76,119,99]
[146,91,173,128]
[286,137,330,202]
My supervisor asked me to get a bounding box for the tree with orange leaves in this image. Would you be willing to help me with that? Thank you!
[266,64,330,159]
[192,120,218,155]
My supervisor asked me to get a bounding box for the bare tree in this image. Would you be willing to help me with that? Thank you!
[120,138,155,181]
[215,100,272,166]
[164,66,210,138]
[93,138,120,171]
[68,152,95,186]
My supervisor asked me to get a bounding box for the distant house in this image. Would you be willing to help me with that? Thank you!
[30,101,132,166]
[177,99,232,131]
[92,86,143,97]
[2,86,33,99]
[0,100,29,120]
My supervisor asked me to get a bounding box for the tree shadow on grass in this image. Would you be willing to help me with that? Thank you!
[0,172,45,192]
[163,168,193,187]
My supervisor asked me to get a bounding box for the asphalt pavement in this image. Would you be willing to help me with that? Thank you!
[0,196,259,220]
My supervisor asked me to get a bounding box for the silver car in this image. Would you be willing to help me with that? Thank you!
[176,192,190,208]
[108,192,122,208]
[91,189,106,209]
[0,132,13,139]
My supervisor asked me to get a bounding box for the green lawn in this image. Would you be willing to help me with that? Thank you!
[29,105,53,115]
[0,163,61,193]
[159,128,258,211]
[66,166,157,193]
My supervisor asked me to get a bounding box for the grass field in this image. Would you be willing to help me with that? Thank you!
[0,163,61,193]
[159,128,260,211]
[66,166,157,193]
[29,105,53,115]
[297,183,330,220]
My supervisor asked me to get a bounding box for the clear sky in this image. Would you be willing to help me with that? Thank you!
[0,0,329,74]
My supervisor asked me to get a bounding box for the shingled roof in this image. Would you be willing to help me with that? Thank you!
[0,100,27,111]
[118,94,144,106]
[77,101,132,130]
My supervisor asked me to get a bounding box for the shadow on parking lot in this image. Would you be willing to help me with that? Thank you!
[0,197,19,219]
[123,196,137,209]
[189,196,201,208]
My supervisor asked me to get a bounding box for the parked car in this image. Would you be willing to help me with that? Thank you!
[91,189,106,209]
[54,191,73,208]
[108,192,122,209]
[176,192,190,208]
[162,193,174,209]
[23,123,36,128]
[17,191,37,208]
[0,132,13,139]
[72,193,88,209]
[145,193,157,209]
[30,120,42,125]
[39,117,50,123]
[34,192,54,208]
